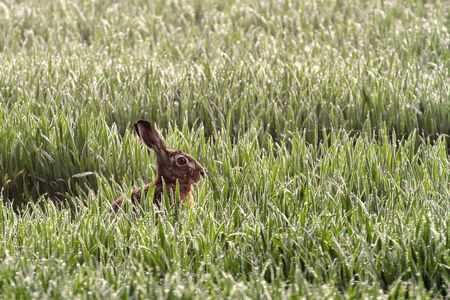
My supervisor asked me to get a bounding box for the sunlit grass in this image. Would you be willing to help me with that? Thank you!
[0,0,449,298]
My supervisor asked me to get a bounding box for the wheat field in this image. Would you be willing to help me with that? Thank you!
[0,0,449,298]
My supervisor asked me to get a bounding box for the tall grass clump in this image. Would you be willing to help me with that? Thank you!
[0,0,449,298]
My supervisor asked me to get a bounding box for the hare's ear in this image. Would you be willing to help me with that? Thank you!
[134,120,168,159]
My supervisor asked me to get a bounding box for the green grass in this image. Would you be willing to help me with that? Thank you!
[0,0,449,298]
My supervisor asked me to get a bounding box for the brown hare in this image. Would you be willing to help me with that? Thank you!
[111,120,205,213]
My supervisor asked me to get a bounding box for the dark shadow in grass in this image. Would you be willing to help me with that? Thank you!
[1,171,99,212]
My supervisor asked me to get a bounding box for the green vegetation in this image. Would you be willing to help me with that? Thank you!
[0,0,449,298]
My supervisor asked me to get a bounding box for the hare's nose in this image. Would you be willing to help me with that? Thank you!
[200,170,205,177]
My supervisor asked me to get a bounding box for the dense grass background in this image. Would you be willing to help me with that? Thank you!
[0,0,449,298]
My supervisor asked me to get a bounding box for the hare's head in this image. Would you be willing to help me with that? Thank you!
[134,120,205,186]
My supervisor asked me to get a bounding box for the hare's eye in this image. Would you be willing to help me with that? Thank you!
[176,157,187,166]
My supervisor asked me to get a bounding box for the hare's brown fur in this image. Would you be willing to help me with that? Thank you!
[111,120,204,213]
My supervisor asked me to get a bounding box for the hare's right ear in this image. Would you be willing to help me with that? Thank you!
[134,120,168,159]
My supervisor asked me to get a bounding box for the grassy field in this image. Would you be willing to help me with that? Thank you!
[0,0,449,298]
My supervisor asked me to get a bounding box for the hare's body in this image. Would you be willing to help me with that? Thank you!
[111,120,204,213]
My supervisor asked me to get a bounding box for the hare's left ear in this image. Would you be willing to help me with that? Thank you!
[134,120,168,160]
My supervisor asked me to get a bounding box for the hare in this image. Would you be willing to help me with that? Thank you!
[111,120,205,213]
